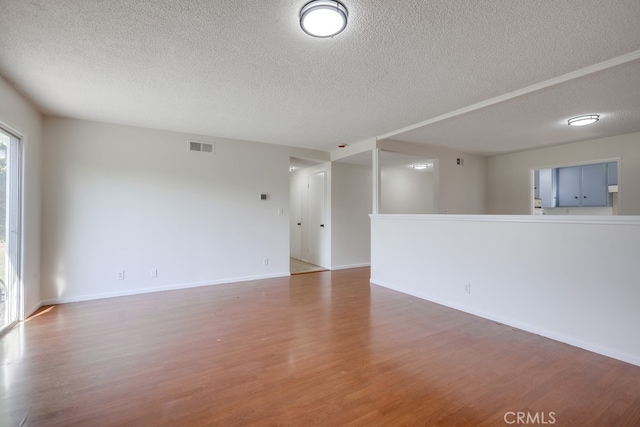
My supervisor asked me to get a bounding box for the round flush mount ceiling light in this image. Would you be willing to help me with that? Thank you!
[300,0,348,38]
[567,114,600,127]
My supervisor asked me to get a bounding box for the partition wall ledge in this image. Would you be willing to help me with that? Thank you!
[370,214,640,226]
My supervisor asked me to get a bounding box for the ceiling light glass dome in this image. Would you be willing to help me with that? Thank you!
[567,114,600,126]
[300,1,348,38]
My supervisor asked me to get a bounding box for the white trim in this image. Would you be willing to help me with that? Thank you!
[0,320,18,337]
[377,49,640,141]
[370,213,640,226]
[0,119,25,141]
[330,262,370,271]
[0,125,24,326]
[25,301,43,318]
[41,272,291,305]
[370,278,640,367]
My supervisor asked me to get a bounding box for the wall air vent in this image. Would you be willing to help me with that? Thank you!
[189,140,214,154]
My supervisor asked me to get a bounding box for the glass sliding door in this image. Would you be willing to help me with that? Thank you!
[0,127,21,334]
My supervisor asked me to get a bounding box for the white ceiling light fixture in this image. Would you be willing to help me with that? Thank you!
[567,114,600,127]
[412,164,429,170]
[300,0,348,38]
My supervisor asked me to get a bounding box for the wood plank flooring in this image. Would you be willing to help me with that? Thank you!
[2,267,640,426]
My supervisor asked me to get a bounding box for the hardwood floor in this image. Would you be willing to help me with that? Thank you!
[2,267,640,426]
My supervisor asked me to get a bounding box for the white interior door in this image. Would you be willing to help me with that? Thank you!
[289,176,302,260]
[306,171,326,267]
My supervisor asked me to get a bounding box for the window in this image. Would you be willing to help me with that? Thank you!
[0,126,22,333]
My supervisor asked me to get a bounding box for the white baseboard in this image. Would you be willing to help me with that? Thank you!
[41,271,291,306]
[370,277,640,368]
[330,262,370,271]
[23,301,44,319]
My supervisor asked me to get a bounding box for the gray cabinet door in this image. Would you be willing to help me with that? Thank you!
[539,168,556,208]
[557,166,581,207]
[581,163,607,206]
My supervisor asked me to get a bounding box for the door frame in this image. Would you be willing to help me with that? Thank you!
[0,123,23,335]
[306,170,327,268]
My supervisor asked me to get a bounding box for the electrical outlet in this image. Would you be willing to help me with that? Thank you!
[263,258,269,266]
[465,283,471,294]
[117,271,125,280]
[151,269,158,279]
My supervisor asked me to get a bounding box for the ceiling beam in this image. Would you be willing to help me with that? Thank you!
[377,49,640,142]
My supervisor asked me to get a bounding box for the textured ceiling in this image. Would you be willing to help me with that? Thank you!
[390,59,640,155]
[1,1,639,154]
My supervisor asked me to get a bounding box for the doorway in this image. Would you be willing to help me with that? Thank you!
[306,171,326,267]
[289,160,328,274]
[0,127,22,334]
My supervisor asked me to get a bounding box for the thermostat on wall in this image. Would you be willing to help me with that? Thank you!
[260,194,268,200]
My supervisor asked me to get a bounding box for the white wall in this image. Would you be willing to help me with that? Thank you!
[41,117,297,303]
[378,139,487,214]
[380,167,435,214]
[331,161,371,269]
[0,77,42,318]
[370,214,640,366]
[488,132,640,215]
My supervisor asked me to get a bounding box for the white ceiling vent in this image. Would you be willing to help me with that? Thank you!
[189,140,214,154]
